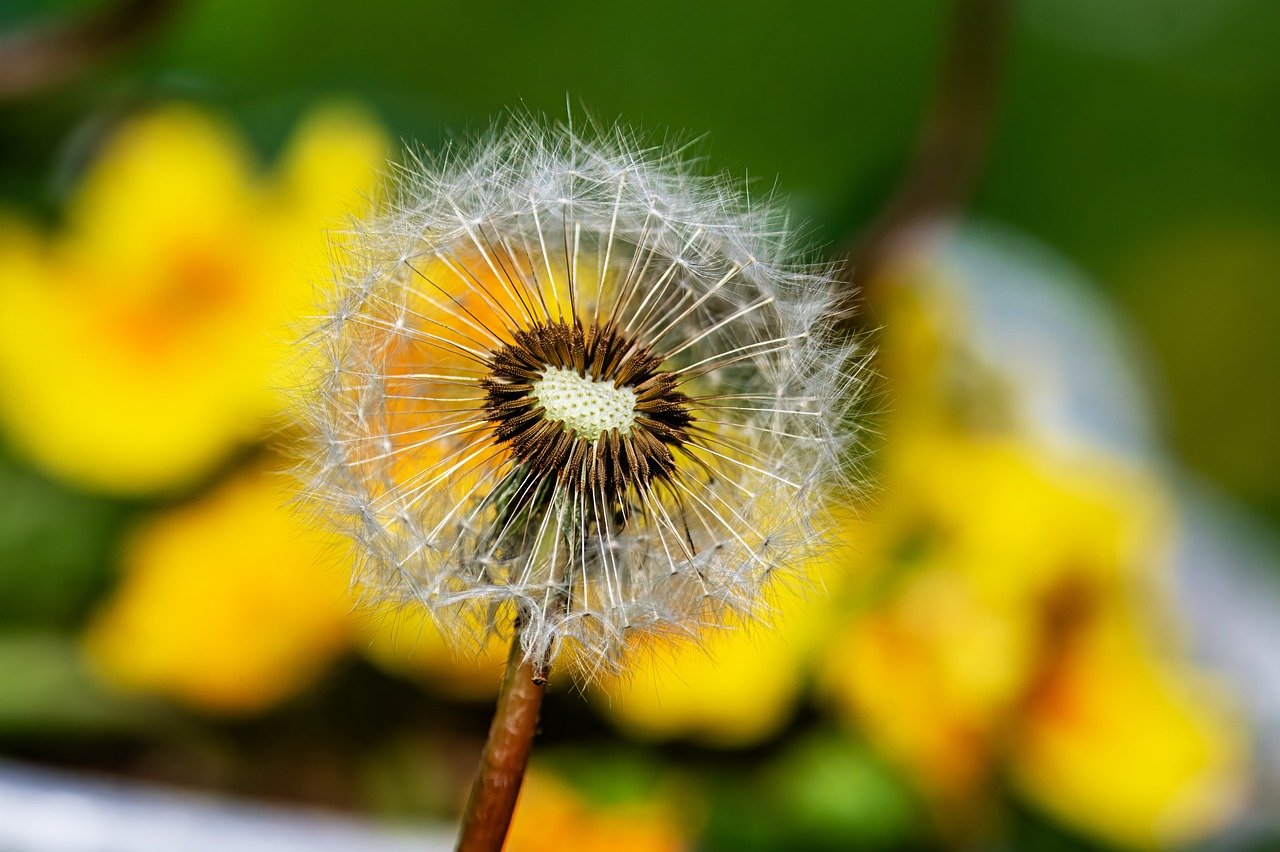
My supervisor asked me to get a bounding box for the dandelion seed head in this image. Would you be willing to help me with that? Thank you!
[295,115,865,674]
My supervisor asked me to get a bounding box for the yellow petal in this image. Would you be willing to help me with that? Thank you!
[821,566,1035,799]
[0,103,392,494]
[69,106,260,280]
[1011,613,1246,849]
[83,464,356,713]
[273,103,390,223]
[506,770,688,852]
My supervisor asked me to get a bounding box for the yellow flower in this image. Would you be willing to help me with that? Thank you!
[83,462,356,713]
[359,603,509,700]
[0,103,388,493]
[1012,612,1246,850]
[892,433,1160,603]
[594,504,860,747]
[505,770,689,852]
[821,241,1248,844]
[593,609,815,748]
[823,565,1030,799]
[821,431,1246,844]
[822,432,1166,798]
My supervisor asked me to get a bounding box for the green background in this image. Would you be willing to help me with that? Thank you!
[3,0,1277,520]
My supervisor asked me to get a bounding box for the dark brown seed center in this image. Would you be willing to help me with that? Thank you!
[480,320,694,501]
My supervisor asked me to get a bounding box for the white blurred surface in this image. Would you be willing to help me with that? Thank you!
[0,760,453,852]
[940,222,1157,460]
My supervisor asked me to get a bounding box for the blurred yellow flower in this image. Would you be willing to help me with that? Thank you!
[825,564,1025,799]
[1012,612,1246,850]
[823,434,1157,795]
[505,770,688,852]
[83,462,356,713]
[818,252,1247,845]
[594,610,816,748]
[359,604,508,701]
[595,505,861,748]
[0,103,388,494]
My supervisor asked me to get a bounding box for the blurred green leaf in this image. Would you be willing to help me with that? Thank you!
[0,631,158,735]
[702,781,783,852]
[0,457,127,628]
[701,733,923,851]
[765,733,921,850]
[359,735,459,820]
[542,745,668,808]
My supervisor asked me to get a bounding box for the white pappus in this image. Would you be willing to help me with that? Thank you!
[295,115,865,678]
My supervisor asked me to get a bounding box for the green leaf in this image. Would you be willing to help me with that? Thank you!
[0,631,159,736]
[0,458,128,628]
[764,733,922,849]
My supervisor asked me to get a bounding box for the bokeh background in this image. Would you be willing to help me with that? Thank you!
[1,0,1278,849]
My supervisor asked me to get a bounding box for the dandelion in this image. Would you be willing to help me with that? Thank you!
[296,116,859,849]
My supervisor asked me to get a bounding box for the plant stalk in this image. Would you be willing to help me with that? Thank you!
[842,0,1014,304]
[455,634,548,852]
[0,0,183,102]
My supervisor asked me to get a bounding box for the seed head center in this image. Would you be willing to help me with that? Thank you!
[532,366,637,439]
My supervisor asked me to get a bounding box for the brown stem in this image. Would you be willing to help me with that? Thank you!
[0,0,183,102]
[456,634,548,852]
[843,0,1014,301]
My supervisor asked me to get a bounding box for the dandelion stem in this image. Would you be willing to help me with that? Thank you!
[456,633,548,852]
